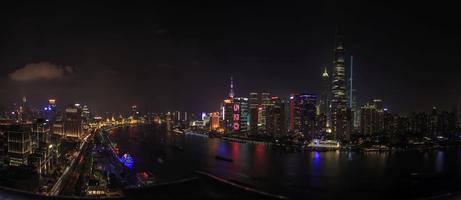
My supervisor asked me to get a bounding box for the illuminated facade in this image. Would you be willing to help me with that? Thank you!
[209,112,221,131]
[64,105,83,139]
[222,99,234,133]
[289,93,298,132]
[7,125,31,166]
[360,100,384,135]
[30,119,52,174]
[233,97,249,135]
[249,92,271,135]
[266,97,286,136]
[290,94,317,139]
[331,32,350,141]
[319,67,331,133]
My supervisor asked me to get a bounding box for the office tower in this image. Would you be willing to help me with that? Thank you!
[299,94,318,139]
[52,114,65,136]
[222,99,234,133]
[249,92,259,134]
[64,104,83,139]
[30,119,52,174]
[233,97,249,135]
[319,67,331,133]
[248,92,271,135]
[8,125,32,166]
[290,93,317,139]
[331,31,350,140]
[360,102,376,135]
[360,99,384,135]
[209,112,221,131]
[32,119,50,149]
[266,97,286,137]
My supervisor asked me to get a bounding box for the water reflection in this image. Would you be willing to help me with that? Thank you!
[435,151,444,173]
[110,126,461,199]
[218,142,227,155]
[311,151,321,177]
[254,144,266,172]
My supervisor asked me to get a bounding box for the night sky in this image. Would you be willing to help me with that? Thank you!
[0,1,460,114]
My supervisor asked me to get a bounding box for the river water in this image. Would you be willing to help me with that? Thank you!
[109,125,461,199]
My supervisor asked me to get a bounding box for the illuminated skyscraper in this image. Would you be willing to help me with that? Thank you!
[319,67,331,133]
[7,125,31,166]
[249,92,270,135]
[331,31,350,141]
[209,112,221,131]
[360,99,384,135]
[266,97,286,137]
[64,104,83,139]
[222,99,234,133]
[233,97,249,135]
[290,93,317,139]
[30,118,52,174]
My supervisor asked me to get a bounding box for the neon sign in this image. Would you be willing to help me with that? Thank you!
[233,103,240,131]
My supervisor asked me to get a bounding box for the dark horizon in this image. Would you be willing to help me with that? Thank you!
[0,1,460,114]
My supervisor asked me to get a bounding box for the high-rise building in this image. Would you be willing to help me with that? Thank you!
[222,99,234,133]
[8,125,32,166]
[249,92,271,135]
[52,114,65,137]
[289,93,299,132]
[30,119,52,174]
[331,31,350,141]
[319,67,331,133]
[209,112,221,131]
[233,97,249,135]
[64,104,83,139]
[222,76,236,133]
[266,97,286,137]
[290,93,317,139]
[360,103,377,135]
[360,100,384,135]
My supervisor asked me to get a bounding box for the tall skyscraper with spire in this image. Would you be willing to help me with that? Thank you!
[331,31,350,140]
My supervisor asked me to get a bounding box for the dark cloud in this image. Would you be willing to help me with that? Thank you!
[9,62,73,81]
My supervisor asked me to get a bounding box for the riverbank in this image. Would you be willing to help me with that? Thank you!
[184,130,461,153]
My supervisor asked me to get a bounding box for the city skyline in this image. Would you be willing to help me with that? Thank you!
[0,1,460,114]
[0,2,461,199]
